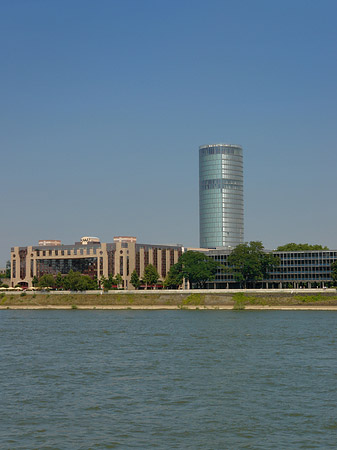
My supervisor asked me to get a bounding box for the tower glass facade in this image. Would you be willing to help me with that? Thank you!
[199,144,244,248]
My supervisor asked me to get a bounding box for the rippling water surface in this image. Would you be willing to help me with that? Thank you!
[1,310,337,449]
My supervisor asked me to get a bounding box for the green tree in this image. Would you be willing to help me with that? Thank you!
[276,243,328,251]
[142,264,160,289]
[38,274,55,288]
[331,261,337,284]
[63,270,96,291]
[130,270,141,289]
[179,251,222,289]
[228,241,279,288]
[115,273,123,289]
[5,260,11,279]
[55,272,63,289]
[108,274,117,288]
[100,275,112,290]
[164,262,184,289]
[32,275,39,287]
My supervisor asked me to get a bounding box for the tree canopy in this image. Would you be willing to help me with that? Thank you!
[36,270,97,291]
[227,241,279,287]
[114,273,123,289]
[38,274,56,288]
[62,270,97,291]
[142,264,160,288]
[276,243,328,251]
[179,251,222,288]
[331,261,337,284]
[164,262,184,289]
[5,260,11,278]
[130,270,141,289]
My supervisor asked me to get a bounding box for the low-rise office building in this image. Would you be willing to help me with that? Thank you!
[11,236,183,289]
[204,248,337,289]
[266,249,337,288]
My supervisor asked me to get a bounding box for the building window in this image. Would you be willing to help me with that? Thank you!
[161,250,166,278]
[170,250,174,266]
[153,249,158,270]
[19,248,27,280]
[36,257,98,279]
[144,250,149,267]
[136,252,140,276]
[108,250,115,276]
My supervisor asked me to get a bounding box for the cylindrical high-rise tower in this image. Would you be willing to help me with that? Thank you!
[199,143,244,248]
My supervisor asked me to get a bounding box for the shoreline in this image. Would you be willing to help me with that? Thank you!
[2,305,337,310]
[2,290,337,310]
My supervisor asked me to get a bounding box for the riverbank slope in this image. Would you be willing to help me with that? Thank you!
[1,289,337,309]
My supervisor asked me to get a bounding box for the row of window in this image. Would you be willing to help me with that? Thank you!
[36,258,98,277]
[200,192,244,200]
[200,172,243,181]
[35,248,98,257]
[200,215,244,222]
[200,161,243,170]
[200,147,242,156]
[200,162,243,170]
[200,210,244,217]
[201,184,243,192]
[200,164,243,172]
[276,253,337,259]
[275,261,336,268]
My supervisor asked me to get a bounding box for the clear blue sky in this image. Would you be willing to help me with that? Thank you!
[1,0,337,265]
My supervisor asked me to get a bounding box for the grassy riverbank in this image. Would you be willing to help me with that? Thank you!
[1,290,337,309]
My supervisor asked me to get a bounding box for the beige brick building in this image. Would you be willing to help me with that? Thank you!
[10,236,183,289]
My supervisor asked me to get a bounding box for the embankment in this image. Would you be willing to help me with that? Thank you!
[1,289,337,309]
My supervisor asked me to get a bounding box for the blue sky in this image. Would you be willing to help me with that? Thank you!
[1,0,337,265]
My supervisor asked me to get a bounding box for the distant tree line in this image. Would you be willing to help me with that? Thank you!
[276,243,329,251]
[35,270,98,291]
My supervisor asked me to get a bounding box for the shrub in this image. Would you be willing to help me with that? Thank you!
[233,292,246,310]
[182,293,204,305]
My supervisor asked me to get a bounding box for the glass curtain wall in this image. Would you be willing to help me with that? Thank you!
[199,144,244,248]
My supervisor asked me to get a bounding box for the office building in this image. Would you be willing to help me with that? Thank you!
[199,143,244,248]
[10,236,183,289]
[204,248,337,289]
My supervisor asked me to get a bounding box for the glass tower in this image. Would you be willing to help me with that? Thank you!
[199,143,244,248]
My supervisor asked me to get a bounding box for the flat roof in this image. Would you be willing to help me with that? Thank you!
[199,143,242,150]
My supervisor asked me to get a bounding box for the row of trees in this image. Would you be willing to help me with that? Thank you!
[35,270,98,291]
[34,265,165,291]
[164,251,221,289]
[0,261,11,287]
[164,242,280,289]
[276,243,329,251]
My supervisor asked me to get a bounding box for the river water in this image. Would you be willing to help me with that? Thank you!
[1,310,337,449]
